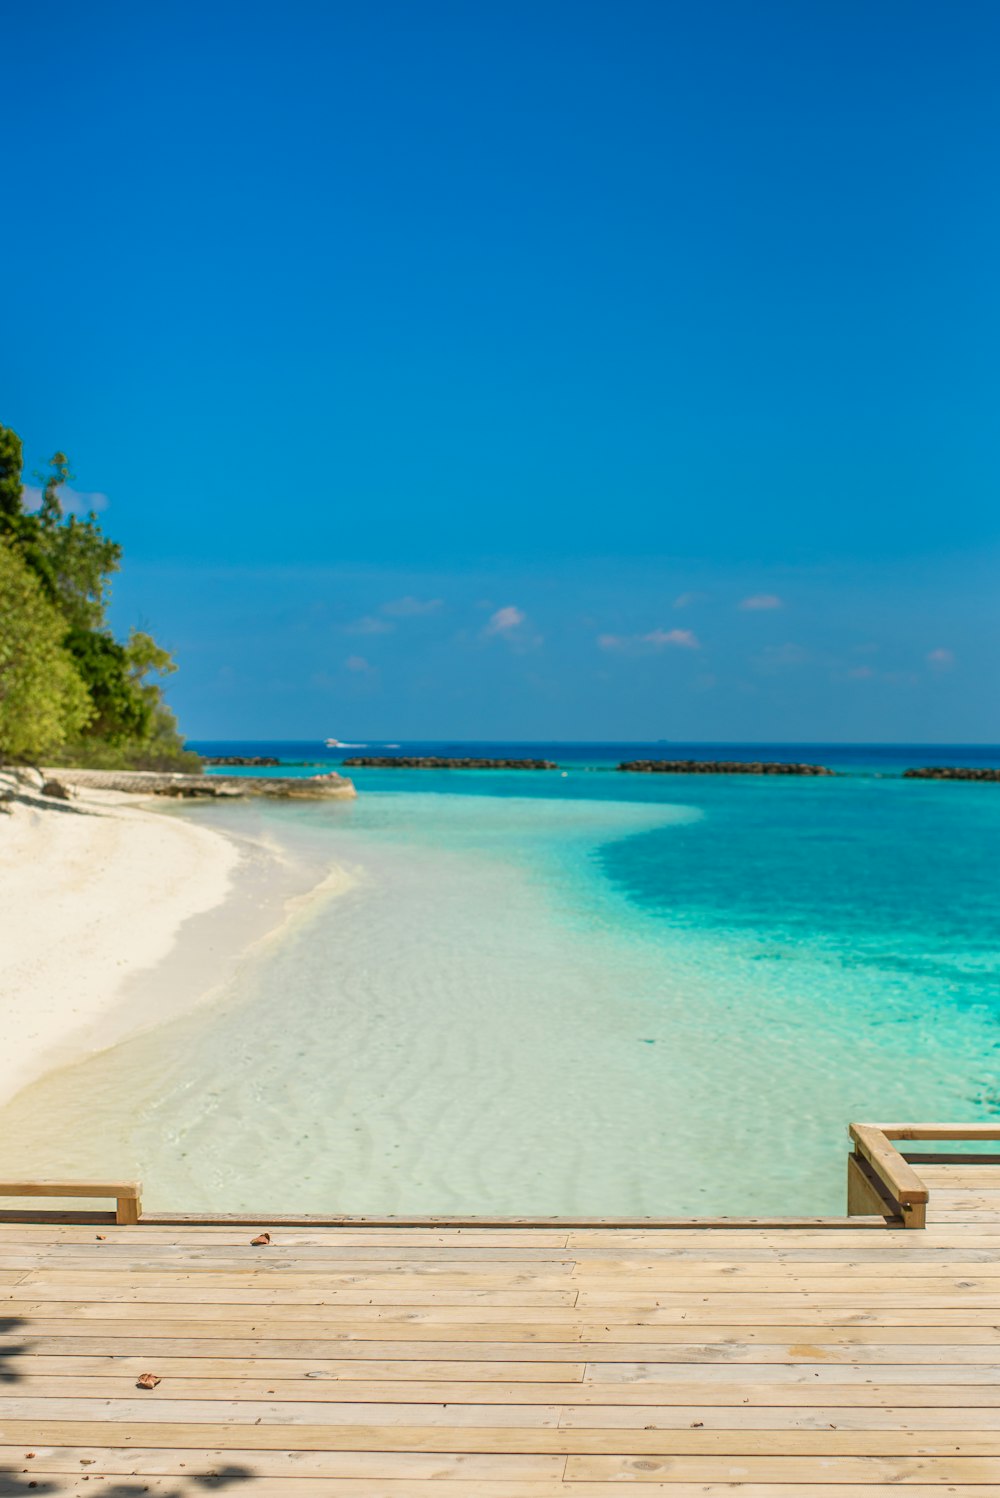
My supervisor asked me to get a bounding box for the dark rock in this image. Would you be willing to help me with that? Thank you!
[41,777,75,799]
[342,757,559,770]
[203,756,281,767]
[903,766,1000,781]
[43,769,356,800]
[617,760,833,776]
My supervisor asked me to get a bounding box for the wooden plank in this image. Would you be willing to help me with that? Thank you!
[0,1180,139,1199]
[3,1325,1000,1356]
[584,1361,1000,1383]
[6,1367,1000,1403]
[7,1480,1000,1498]
[875,1124,1000,1141]
[17,1276,1000,1300]
[4,1419,1000,1455]
[10,1243,581,1259]
[6,1377,1000,1417]
[25,1359,588,1383]
[5,1302,1000,1342]
[2,1290,553,1315]
[0,1224,904,1244]
[13,1290,1000,1322]
[5,1317,1000,1357]
[567,1454,1000,1480]
[5,1372,999,1408]
[3,1288,583,1309]
[7,1388,1000,1427]
[0,1441,569,1479]
[139,1213,878,1228]
[8,1477,1000,1498]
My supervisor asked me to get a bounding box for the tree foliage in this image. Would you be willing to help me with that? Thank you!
[0,421,199,769]
[63,627,151,744]
[0,539,93,759]
[25,452,122,631]
[0,426,25,528]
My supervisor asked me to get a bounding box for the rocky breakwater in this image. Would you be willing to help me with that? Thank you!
[203,755,281,767]
[342,756,558,769]
[618,760,833,776]
[46,769,356,799]
[903,766,1000,782]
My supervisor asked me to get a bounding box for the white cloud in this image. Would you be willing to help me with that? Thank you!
[598,628,700,653]
[754,642,808,673]
[345,655,371,673]
[21,483,109,516]
[485,605,526,636]
[673,591,706,609]
[382,596,443,617]
[643,628,700,650]
[739,593,783,611]
[927,647,955,670]
[482,604,542,651]
[345,615,395,636]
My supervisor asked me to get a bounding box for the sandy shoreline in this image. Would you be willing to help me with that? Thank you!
[0,771,350,1114]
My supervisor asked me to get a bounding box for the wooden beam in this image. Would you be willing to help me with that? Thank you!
[847,1154,900,1223]
[848,1126,928,1229]
[140,1213,890,1230]
[866,1124,1000,1141]
[0,1180,142,1227]
[0,1181,140,1199]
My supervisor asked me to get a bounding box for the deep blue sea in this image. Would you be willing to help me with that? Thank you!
[192,738,1000,775]
[4,741,998,1216]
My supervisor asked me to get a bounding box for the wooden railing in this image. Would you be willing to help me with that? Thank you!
[848,1122,1000,1228]
[1,1127,997,1229]
[0,1179,141,1224]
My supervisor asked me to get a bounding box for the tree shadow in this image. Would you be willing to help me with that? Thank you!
[0,1465,256,1494]
[0,1317,30,1385]
[0,1325,256,1492]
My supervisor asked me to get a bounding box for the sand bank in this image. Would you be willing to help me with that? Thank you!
[0,771,352,1115]
[0,771,244,1108]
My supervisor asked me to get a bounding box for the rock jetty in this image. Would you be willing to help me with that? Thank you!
[618,760,833,776]
[342,756,558,770]
[903,766,1000,782]
[46,769,356,799]
[202,755,280,767]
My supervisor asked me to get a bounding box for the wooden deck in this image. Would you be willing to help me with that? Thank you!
[0,1127,999,1495]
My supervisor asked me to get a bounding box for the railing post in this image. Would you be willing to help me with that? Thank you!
[116,1188,142,1224]
[848,1125,928,1228]
[0,1179,142,1223]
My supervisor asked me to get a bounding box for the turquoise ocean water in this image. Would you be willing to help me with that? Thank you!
[2,742,998,1216]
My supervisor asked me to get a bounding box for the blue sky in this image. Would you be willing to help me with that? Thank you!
[4,1,998,740]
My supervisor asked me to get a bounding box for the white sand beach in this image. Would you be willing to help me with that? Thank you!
[0,771,242,1108]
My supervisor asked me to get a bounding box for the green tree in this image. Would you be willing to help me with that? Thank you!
[0,420,199,771]
[0,433,121,629]
[63,627,151,744]
[25,451,122,631]
[0,539,93,759]
[0,425,25,529]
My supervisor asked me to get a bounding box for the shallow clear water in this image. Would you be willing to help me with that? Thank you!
[2,745,999,1216]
